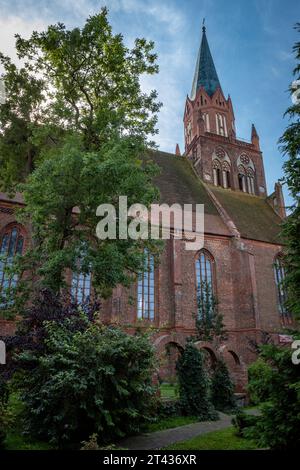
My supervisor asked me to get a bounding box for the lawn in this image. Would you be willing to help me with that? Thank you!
[147,415,198,432]
[4,393,54,450]
[164,427,259,450]
[160,383,178,400]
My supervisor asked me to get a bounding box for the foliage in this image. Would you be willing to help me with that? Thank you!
[231,410,258,438]
[195,281,227,343]
[160,382,178,400]
[246,340,300,450]
[279,22,300,319]
[211,360,236,412]
[0,8,162,316]
[0,377,13,448]
[247,358,273,405]
[13,315,157,447]
[157,400,181,418]
[164,426,259,450]
[176,341,218,421]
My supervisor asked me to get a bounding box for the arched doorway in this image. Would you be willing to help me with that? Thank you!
[158,341,183,383]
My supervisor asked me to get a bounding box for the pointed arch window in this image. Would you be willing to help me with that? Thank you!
[71,271,92,305]
[212,160,222,186]
[246,168,255,194]
[0,225,25,304]
[238,165,247,192]
[274,255,290,322]
[137,250,155,320]
[222,161,231,188]
[71,243,92,304]
[195,250,215,319]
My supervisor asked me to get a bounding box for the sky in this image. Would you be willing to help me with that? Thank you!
[0,0,299,205]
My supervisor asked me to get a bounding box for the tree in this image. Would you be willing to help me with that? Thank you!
[176,341,217,420]
[12,314,157,447]
[211,360,236,412]
[0,9,162,315]
[195,281,227,343]
[279,23,300,319]
[246,341,300,450]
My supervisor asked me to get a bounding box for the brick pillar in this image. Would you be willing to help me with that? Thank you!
[170,237,183,328]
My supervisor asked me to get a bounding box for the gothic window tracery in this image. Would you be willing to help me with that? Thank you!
[195,250,215,319]
[0,225,25,305]
[274,255,291,323]
[137,249,155,320]
[237,155,256,194]
[212,159,222,186]
[238,165,247,192]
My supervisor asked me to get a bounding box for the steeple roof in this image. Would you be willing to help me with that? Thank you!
[190,25,221,99]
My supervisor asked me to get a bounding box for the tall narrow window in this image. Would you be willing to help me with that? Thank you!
[71,243,92,304]
[71,271,92,305]
[0,226,24,304]
[247,168,255,194]
[212,160,222,186]
[195,250,215,319]
[238,165,246,192]
[222,162,231,189]
[274,255,290,321]
[137,250,155,320]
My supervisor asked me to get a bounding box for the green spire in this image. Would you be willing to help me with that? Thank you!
[191,24,221,99]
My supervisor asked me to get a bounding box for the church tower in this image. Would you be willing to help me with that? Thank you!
[183,24,267,196]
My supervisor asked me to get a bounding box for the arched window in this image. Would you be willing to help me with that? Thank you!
[71,243,92,304]
[71,271,92,305]
[222,161,231,188]
[274,255,290,321]
[212,160,222,186]
[137,250,155,320]
[195,250,215,319]
[0,225,25,303]
[238,165,246,192]
[246,168,255,194]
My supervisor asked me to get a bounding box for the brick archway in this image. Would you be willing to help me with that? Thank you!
[153,334,185,383]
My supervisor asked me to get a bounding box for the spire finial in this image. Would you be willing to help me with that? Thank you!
[202,18,206,33]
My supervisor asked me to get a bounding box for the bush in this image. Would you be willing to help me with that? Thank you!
[157,400,181,418]
[13,316,157,447]
[232,410,258,437]
[0,377,11,448]
[176,341,217,421]
[247,358,273,404]
[211,360,236,412]
[246,341,300,450]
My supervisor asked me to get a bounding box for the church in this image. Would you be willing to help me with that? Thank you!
[0,26,290,390]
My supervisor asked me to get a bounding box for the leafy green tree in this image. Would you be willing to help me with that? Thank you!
[247,358,273,405]
[13,315,157,447]
[0,9,162,314]
[279,23,300,319]
[0,55,46,192]
[176,341,217,420]
[195,281,227,342]
[211,360,236,412]
[246,340,300,450]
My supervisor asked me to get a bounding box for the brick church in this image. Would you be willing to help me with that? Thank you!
[0,26,290,390]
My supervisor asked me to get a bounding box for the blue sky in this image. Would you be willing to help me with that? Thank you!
[0,0,298,204]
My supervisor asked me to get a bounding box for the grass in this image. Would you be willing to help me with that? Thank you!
[4,393,54,450]
[160,383,178,400]
[147,415,198,433]
[164,427,259,450]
